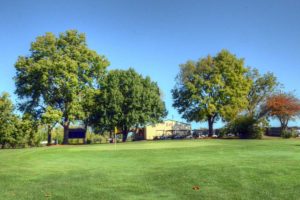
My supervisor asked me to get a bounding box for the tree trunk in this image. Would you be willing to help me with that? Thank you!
[47,125,52,146]
[62,122,70,145]
[281,123,287,131]
[208,117,214,137]
[279,117,289,131]
[83,123,88,144]
[122,127,128,142]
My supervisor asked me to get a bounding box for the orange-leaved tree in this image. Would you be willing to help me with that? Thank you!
[266,93,300,130]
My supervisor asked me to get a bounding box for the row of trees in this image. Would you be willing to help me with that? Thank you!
[172,50,300,138]
[1,30,167,148]
[1,30,299,147]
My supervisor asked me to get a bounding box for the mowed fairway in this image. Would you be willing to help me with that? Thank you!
[1,139,300,200]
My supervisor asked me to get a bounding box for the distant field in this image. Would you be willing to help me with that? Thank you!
[1,139,300,200]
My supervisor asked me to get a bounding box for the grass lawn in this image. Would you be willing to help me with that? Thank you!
[1,139,300,200]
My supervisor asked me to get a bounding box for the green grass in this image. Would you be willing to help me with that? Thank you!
[1,139,300,200]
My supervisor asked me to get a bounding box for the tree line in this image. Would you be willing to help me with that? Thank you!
[1,30,300,148]
[1,30,167,148]
[172,50,300,138]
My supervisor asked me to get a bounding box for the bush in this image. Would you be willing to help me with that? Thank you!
[281,129,298,139]
[69,138,84,144]
[0,116,40,149]
[0,93,43,148]
[86,133,109,144]
[281,130,292,138]
[223,116,266,139]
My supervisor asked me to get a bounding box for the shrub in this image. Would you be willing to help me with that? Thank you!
[292,129,299,138]
[281,129,298,139]
[69,139,84,144]
[281,130,292,138]
[0,116,40,149]
[223,116,266,139]
[87,133,109,144]
[218,129,226,138]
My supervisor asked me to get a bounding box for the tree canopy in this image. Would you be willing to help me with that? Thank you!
[92,68,167,141]
[246,68,278,118]
[172,50,251,135]
[14,30,109,144]
[266,93,300,130]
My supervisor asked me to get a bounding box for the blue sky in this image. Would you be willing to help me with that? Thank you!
[1,0,300,128]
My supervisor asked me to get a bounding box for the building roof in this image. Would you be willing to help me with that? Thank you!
[146,119,191,127]
[163,119,191,125]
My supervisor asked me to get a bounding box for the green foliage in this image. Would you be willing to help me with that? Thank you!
[52,126,64,144]
[22,114,41,146]
[80,88,99,128]
[281,129,298,139]
[41,106,62,145]
[14,30,109,144]
[41,106,62,126]
[246,68,278,118]
[0,93,40,148]
[281,130,292,138]
[92,68,167,141]
[172,50,251,134]
[222,116,267,139]
[68,139,84,144]
[0,92,16,148]
[86,133,108,144]
[218,128,227,138]
[219,68,278,139]
[3,117,27,148]
[15,116,41,147]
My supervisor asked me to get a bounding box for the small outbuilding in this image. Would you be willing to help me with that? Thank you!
[68,128,87,143]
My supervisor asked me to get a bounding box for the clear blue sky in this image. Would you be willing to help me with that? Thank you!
[1,0,300,128]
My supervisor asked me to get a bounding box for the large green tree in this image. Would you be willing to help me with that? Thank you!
[172,50,251,136]
[14,30,109,144]
[93,68,167,142]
